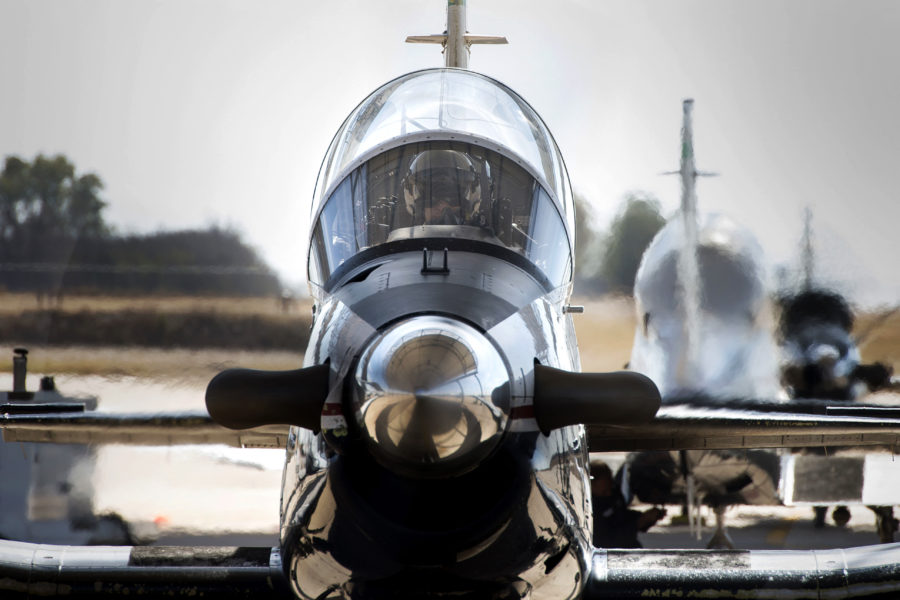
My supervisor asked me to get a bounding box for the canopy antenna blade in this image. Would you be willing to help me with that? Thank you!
[405,0,507,69]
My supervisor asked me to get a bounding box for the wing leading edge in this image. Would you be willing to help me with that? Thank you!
[0,539,290,598]
[0,408,288,448]
[585,544,900,599]
[588,403,900,452]
[3,538,900,599]
[5,401,900,453]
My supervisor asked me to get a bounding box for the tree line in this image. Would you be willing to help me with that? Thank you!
[574,192,667,296]
[1,153,666,298]
[0,154,280,296]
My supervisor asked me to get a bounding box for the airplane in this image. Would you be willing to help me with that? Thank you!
[628,99,783,403]
[3,2,900,598]
[778,208,897,402]
[619,98,790,548]
[0,348,134,546]
[621,99,900,549]
[776,209,899,536]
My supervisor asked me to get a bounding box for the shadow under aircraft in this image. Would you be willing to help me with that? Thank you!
[4,2,900,598]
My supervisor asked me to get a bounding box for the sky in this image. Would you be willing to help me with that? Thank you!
[1,0,898,306]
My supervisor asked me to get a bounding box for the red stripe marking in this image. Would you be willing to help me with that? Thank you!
[510,405,534,419]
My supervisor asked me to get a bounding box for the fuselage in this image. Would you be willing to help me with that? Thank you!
[277,69,590,599]
[630,212,781,401]
[778,289,865,400]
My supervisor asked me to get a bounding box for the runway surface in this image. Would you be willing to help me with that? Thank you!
[641,504,885,550]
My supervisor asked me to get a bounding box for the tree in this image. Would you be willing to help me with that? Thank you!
[0,156,30,249]
[573,192,606,295]
[601,193,666,294]
[0,154,280,296]
[0,154,109,261]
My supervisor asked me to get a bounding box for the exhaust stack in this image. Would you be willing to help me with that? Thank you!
[12,348,28,393]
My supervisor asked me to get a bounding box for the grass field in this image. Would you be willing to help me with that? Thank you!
[572,295,637,372]
[0,292,896,379]
[573,296,900,374]
[0,292,301,316]
[855,310,900,371]
[0,346,305,383]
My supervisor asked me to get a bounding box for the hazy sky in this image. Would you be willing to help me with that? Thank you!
[2,0,898,305]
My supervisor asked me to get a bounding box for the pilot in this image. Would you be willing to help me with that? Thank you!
[402,148,486,226]
[591,459,666,548]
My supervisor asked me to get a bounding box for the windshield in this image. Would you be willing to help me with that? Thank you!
[309,141,571,287]
[635,214,768,320]
[312,69,574,239]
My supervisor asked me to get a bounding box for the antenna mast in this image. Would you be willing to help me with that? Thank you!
[668,99,716,389]
[801,206,815,291]
[406,0,507,69]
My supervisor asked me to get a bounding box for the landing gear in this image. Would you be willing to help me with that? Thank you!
[813,506,827,528]
[706,506,735,550]
[870,506,898,543]
[832,506,851,527]
[813,505,850,528]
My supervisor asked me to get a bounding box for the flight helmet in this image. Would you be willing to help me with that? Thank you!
[402,149,483,224]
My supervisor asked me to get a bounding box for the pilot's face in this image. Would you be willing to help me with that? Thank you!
[404,168,481,224]
[431,171,457,201]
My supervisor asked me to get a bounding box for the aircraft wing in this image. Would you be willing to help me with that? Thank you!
[585,544,900,599]
[0,406,288,448]
[7,399,900,453]
[0,539,291,598]
[588,403,900,452]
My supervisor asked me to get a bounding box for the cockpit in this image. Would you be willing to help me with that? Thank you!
[308,69,574,290]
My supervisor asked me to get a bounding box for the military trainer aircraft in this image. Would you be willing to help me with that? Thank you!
[620,98,789,548]
[4,2,900,598]
[778,208,897,403]
[776,209,900,536]
[629,99,783,403]
[621,98,900,550]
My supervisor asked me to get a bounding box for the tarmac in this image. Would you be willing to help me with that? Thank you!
[641,503,886,550]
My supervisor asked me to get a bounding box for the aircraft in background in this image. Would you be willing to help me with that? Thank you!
[629,99,782,403]
[0,348,134,546]
[621,99,789,548]
[776,209,899,537]
[778,208,896,402]
[622,99,900,550]
[3,2,900,598]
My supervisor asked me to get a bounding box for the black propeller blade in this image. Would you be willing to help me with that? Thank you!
[533,364,661,433]
[206,364,330,432]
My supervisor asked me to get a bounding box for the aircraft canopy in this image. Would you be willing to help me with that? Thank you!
[312,69,574,237]
[308,69,574,289]
[308,141,571,287]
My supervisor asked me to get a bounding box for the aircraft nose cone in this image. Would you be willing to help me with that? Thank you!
[810,343,841,367]
[353,316,510,478]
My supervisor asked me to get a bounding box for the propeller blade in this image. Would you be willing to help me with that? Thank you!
[206,364,330,432]
[533,365,661,433]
